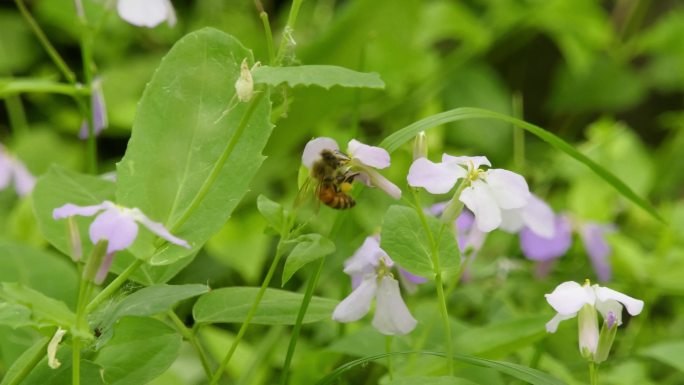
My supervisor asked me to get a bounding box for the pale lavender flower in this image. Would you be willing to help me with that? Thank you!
[53,200,189,283]
[580,223,615,282]
[79,78,108,139]
[334,235,419,335]
[545,280,643,359]
[0,144,35,196]
[430,203,486,260]
[520,214,573,262]
[408,155,531,232]
[303,137,401,199]
[117,0,176,28]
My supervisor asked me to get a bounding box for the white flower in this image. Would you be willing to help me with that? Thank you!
[0,144,35,196]
[117,0,176,28]
[408,154,531,232]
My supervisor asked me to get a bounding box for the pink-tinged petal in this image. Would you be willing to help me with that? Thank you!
[580,223,615,282]
[130,208,190,249]
[407,158,464,194]
[117,0,175,28]
[344,236,385,276]
[459,180,501,232]
[485,169,530,210]
[442,154,491,170]
[520,195,555,238]
[89,207,139,253]
[545,281,595,315]
[456,210,487,257]
[0,151,13,190]
[520,215,572,261]
[429,201,448,216]
[11,161,35,196]
[545,312,576,333]
[332,275,377,322]
[594,299,624,326]
[302,137,338,169]
[350,274,363,290]
[362,169,401,199]
[94,252,116,284]
[348,139,390,169]
[372,276,417,335]
[53,202,109,219]
[398,267,428,284]
[78,78,108,140]
[594,285,643,316]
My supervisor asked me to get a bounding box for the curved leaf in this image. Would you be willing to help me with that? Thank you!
[379,107,662,222]
[252,65,384,89]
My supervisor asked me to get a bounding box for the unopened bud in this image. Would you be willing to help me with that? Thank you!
[67,217,82,261]
[412,131,427,160]
[594,311,619,363]
[578,304,599,360]
[83,240,109,284]
[235,58,254,102]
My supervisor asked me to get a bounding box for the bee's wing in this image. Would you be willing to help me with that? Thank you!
[294,177,315,210]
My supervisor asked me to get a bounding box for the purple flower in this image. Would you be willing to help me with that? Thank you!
[0,144,35,196]
[117,0,176,28]
[302,137,401,199]
[579,223,615,282]
[53,200,189,283]
[79,78,108,139]
[408,155,531,232]
[333,235,419,335]
[520,214,573,262]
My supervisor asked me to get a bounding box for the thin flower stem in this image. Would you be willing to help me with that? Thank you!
[80,31,98,174]
[386,336,394,380]
[5,337,50,385]
[86,258,143,313]
[167,310,213,380]
[411,189,454,375]
[274,0,303,65]
[589,361,599,385]
[4,96,29,136]
[259,11,276,65]
[279,256,325,385]
[14,0,77,84]
[72,275,90,385]
[209,235,289,385]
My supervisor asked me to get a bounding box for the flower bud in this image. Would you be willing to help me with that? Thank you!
[67,217,82,261]
[594,310,618,363]
[578,304,599,360]
[412,131,427,160]
[82,240,109,284]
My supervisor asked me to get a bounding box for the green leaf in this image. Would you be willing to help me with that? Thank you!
[454,315,548,357]
[282,233,336,285]
[0,283,75,330]
[380,205,459,277]
[193,287,338,325]
[20,352,105,385]
[0,302,35,329]
[96,284,209,331]
[0,337,49,385]
[379,107,663,222]
[252,65,385,89]
[390,377,479,385]
[641,340,684,373]
[116,27,274,266]
[316,351,565,385]
[94,317,182,385]
[257,194,285,231]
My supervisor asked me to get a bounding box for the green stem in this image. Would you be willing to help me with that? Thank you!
[274,0,304,65]
[259,11,276,65]
[72,275,91,385]
[5,338,50,385]
[512,92,525,171]
[14,0,77,84]
[386,336,394,380]
[589,361,599,385]
[209,236,289,385]
[411,189,453,375]
[80,30,97,174]
[279,256,325,385]
[4,95,29,136]
[168,310,213,380]
[85,259,143,313]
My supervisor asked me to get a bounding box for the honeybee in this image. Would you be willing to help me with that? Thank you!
[301,149,358,210]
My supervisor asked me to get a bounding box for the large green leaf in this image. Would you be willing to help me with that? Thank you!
[381,205,459,277]
[316,351,565,385]
[19,350,105,385]
[0,337,49,385]
[116,27,273,266]
[379,107,662,222]
[282,233,336,285]
[252,65,385,89]
[0,283,75,330]
[94,317,182,385]
[193,287,338,325]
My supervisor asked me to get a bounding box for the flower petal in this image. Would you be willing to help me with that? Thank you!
[344,236,385,276]
[407,158,464,194]
[11,160,36,196]
[520,215,572,261]
[442,154,491,170]
[53,202,109,219]
[89,207,139,253]
[130,208,190,249]
[332,275,377,322]
[459,180,501,232]
[398,267,428,284]
[117,0,175,28]
[348,139,390,169]
[484,169,530,209]
[361,168,401,199]
[302,137,338,169]
[594,285,643,316]
[0,150,12,190]
[499,207,525,233]
[594,299,624,326]
[580,223,615,282]
[521,195,556,238]
[372,276,417,335]
[545,312,576,333]
[95,252,116,285]
[545,281,595,315]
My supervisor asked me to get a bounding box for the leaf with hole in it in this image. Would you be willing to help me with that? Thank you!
[282,233,336,285]
[252,65,384,89]
[380,205,459,277]
[380,107,662,222]
[193,287,338,325]
[116,27,273,266]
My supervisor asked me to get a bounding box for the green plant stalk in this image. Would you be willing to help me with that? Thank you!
[209,235,290,385]
[168,310,213,380]
[80,25,97,174]
[5,337,50,385]
[72,274,90,385]
[411,189,453,375]
[14,0,76,84]
[259,11,276,65]
[386,336,394,380]
[5,96,29,136]
[279,256,325,385]
[589,362,599,385]
[85,258,143,313]
[275,0,304,65]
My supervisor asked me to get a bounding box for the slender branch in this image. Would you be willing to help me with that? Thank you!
[86,259,143,313]
[168,310,213,380]
[258,11,276,65]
